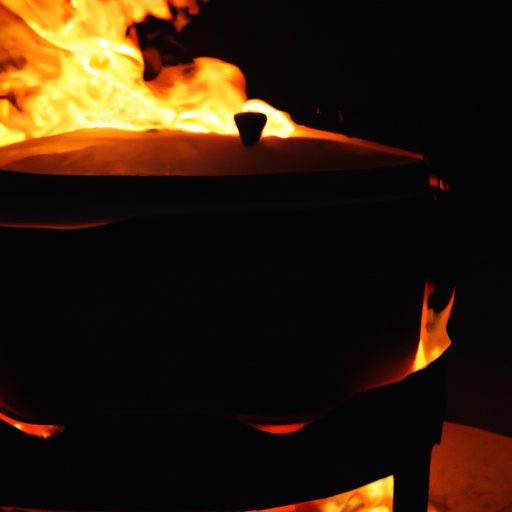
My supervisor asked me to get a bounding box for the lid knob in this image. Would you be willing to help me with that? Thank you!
[234,112,267,146]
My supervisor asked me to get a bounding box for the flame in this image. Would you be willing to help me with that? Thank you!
[0,409,64,438]
[0,478,444,512]
[0,0,295,148]
[429,174,450,192]
[256,476,394,512]
[413,281,455,372]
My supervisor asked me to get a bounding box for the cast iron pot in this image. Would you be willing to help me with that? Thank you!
[0,162,452,426]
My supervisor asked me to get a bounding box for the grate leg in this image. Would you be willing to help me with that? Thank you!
[393,446,432,512]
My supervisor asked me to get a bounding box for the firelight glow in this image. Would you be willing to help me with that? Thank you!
[253,476,395,512]
[0,410,64,438]
[0,477,443,512]
[413,281,454,372]
[0,0,295,148]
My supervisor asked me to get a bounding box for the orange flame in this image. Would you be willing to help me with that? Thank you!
[0,410,64,438]
[255,476,394,512]
[413,281,455,372]
[0,0,295,148]
[0,477,445,512]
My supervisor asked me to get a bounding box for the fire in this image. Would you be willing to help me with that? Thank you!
[0,478,395,512]
[0,1,447,441]
[0,0,295,148]
[0,410,64,438]
[0,478,444,512]
[413,281,455,372]
[0,0,424,173]
[255,476,395,512]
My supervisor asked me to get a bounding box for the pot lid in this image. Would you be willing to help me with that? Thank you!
[0,126,425,177]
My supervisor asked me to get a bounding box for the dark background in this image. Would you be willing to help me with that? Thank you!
[180,0,512,437]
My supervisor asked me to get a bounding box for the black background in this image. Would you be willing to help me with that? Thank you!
[180,0,512,437]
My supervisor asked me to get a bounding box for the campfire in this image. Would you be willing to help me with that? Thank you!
[0,2,454,512]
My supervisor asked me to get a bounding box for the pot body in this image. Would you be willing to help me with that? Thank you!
[0,164,449,424]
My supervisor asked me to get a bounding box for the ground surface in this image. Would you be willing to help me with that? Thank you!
[430,422,512,512]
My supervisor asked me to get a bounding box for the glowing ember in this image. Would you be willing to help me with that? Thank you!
[0,0,294,148]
